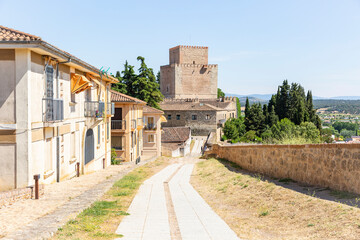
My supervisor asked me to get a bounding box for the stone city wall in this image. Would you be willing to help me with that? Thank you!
[210,143,360,194]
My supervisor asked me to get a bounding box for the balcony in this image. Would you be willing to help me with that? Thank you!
[43,98,64,122]
[144,123,156,131]
[111,120,126,130]
[84,101,105,118]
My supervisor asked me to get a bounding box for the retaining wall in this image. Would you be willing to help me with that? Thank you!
[210,143,360,194]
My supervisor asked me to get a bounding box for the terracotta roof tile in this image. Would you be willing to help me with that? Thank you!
[0,25,118,83]
[0,25,41,41]
[162,127,191,143]
[110,90,146,104]
[143,105,164,114]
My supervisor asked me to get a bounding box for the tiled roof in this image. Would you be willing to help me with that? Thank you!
[143,105,164,114]
[0,25,117,83]
[162,127,191,143]
[0,25,41,41]
[110,90,146,104]
[160,101,221,111]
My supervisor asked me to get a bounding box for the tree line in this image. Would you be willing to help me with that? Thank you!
[223,80,328,144]
[111,56,163,109]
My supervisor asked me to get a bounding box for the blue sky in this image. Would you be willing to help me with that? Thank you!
[1,0,359,97]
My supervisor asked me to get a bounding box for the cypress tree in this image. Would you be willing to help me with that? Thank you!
[236,97,241,118]
[245,97,250,119]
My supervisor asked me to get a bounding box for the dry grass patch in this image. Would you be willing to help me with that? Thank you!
[53,157,170,240]
[191,158,360,240]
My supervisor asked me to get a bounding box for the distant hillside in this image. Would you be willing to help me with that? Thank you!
[226,93,360,101]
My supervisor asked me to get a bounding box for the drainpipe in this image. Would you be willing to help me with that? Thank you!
[55,58,71,182]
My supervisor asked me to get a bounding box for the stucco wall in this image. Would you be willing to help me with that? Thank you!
[211,143,360,194]
[0,49,15,123]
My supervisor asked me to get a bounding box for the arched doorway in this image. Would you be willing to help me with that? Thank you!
[85,129,94,165]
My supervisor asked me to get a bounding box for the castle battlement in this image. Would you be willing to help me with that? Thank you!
[169,45,208,51]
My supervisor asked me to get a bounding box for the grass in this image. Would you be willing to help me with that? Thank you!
[329,190,360,199]
[191,158,360,240]
[52,157,169,240]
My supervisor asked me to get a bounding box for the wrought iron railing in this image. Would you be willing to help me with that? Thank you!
[84,101,105,118]
[42,98,64,122]
[111,120,126,130]
[144,123,156,130]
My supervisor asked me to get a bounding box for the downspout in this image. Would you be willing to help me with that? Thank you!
[55,58,71,182]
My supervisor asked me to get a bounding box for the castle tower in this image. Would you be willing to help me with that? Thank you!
[160,45,218,99]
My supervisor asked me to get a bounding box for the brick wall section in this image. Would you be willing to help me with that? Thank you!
[210,143,360,194]
[0,185,44,208]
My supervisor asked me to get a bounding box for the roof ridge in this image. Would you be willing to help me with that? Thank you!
[0,25,41,41]
[110,90,146,104]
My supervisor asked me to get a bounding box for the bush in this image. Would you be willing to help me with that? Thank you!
[111,148,121,165]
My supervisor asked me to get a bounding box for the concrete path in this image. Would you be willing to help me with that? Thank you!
[116,162,239,240]
[190,136,206,157]
[0,156,156,240]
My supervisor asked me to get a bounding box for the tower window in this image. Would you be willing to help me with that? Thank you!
[176,115,180,120]
[192,115,197,120]
[193,61,195,64]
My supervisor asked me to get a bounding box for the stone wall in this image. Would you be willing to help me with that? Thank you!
[210,143,360,194]
[0,185,44,208]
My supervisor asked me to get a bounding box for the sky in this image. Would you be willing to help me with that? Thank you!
[1,0,360,97]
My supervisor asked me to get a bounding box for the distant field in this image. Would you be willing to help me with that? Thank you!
[313,100,360,114]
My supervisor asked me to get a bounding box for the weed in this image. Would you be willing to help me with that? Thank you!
[329,190,359,199]
[115,211,130,216]
[307,223,315,227]
[113,190,131,197]
[81,201,117,217]
[254,173,264,182]
[242,184,248,189]
[258,206,270,217]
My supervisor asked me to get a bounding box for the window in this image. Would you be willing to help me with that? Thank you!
[97,125,101,145]
[148,134,155,143]
[167,115,172,120]
[192,115,197,120]
[71,92,76,103]
[193,61,195,64]
[112,136,123,150]
[205,115,210,120]
[107,122,109,140]
[45,65,54,98]
[70,132,76,158]
[176,115,180,120]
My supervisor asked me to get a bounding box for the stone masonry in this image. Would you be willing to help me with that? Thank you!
[160,46,217,99]
[210,143,360,194]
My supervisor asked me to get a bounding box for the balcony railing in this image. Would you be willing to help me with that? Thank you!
[111,120,126,130]
[43,98,64,122]
[107,102,115,116]
[84,101,105,118]
[144,123,156,130]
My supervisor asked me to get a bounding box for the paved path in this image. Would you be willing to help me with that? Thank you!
[116,161,239,240]
[190,136,206,157]
[0,157,156,240]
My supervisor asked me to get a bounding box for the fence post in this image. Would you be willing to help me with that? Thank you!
[76,162,80,177]
[33,174,40,199]
[103,158,106,169]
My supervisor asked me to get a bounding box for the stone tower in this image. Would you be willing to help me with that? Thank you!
[160,45,218,99]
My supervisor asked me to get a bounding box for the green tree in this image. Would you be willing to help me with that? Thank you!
[134,56,163,109]
[223,120,239,140]
[245,97,250,119]
[111,70,127,94]
[276,80,291,119]
[289,83,306,125]
[297,122,320,143]
[245,103,266,135]
[121,61,138,97]
[236,97,241,118]
[321,128,333,143]
[267,105,278,127]
[217,88,225,98]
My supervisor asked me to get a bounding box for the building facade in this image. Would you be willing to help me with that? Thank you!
[159,45,237,141]
[160,46,218,99]
[142,105,164,158]
[110,90,145,163]
[0,26,116,191]
[111,91,164,162]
